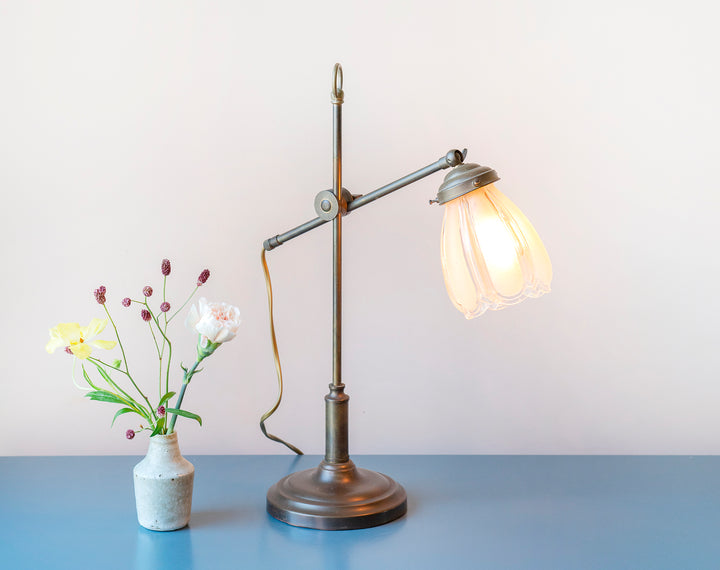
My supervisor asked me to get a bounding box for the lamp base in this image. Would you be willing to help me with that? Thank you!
[266,459,407,530]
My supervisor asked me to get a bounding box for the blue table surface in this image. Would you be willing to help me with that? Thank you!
[1,455,719,569]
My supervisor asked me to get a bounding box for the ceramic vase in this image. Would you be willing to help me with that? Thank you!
[133,432,194,531]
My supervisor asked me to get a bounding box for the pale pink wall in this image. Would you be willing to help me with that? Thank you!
[2,0,718,455]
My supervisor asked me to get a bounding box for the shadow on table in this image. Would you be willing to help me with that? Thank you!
[188,508,247,528]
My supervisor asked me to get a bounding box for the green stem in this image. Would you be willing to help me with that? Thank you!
[143,317,163,401]
[162,281,170,397]
[160,275,170,392]
[101,303,157,422]
[167,286,199,324]
[88,357,130,379]
[144,302,173,400]
[147,320,161,357]
[165,335,171,398]
[167,358,202,433]
[104,305,130,375]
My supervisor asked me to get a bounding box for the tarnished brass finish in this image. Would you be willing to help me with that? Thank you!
[330,63,344,105]
[261,152,460,250]
[266,460,407,530]
[314,189,340,220]
[332,99,342,391]
[434,162,500,205]
[324,383,349,464]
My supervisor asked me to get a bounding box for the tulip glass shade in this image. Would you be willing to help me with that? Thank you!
[440,182,552,319]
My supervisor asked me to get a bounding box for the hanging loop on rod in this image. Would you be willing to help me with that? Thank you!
[331,63,344,104]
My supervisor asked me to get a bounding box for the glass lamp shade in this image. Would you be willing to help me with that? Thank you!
[440,183,552,319]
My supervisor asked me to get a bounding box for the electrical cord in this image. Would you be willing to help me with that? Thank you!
[259,249,303,455]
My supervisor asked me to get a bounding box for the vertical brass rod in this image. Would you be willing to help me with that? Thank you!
[326,65,349,465]
[332,103,342,389]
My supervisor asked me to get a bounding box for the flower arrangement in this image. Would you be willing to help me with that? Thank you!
[46,259,241,439]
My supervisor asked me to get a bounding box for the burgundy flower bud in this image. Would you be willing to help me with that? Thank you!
[160,302,170,313]
[141,309,151,322]
[125,429,135,440]
[121,297,131,307]
[64,346,73,355]
[143,286,153,297]
[197,269,210,286]
[157,406,166,418]
[94,287,106,305]
[161,258,171,276]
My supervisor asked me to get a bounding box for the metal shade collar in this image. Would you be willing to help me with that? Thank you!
[435,163,500,205]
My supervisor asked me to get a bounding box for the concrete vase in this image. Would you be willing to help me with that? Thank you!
[133,432,194,531]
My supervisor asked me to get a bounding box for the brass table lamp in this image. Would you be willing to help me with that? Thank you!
[261,64,552,530]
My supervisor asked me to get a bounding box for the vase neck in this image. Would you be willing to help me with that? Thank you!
[147,433,182,461]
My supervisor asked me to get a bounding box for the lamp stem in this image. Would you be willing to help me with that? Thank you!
[326,65,350,464]
[332,87,342,391]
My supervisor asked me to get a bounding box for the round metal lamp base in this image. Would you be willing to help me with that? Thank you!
[267,459,407,530]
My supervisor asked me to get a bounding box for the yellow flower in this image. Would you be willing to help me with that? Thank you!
[46,319,117,360]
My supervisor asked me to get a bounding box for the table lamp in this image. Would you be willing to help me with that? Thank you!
[260,64,552,530]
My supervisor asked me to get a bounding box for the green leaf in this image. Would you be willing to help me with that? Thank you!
[150,417,165,437]
[92,362,114,385]
[166,408,202,426]
[81,365,100,390]
[89,362,152,423]
[158,391,176,408]
[111,359,122,369]
[85,390,127,405]
[111,407,136,427]
[86,391,147,421]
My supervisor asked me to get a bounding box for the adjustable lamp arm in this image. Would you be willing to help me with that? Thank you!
[262,148,467,251]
